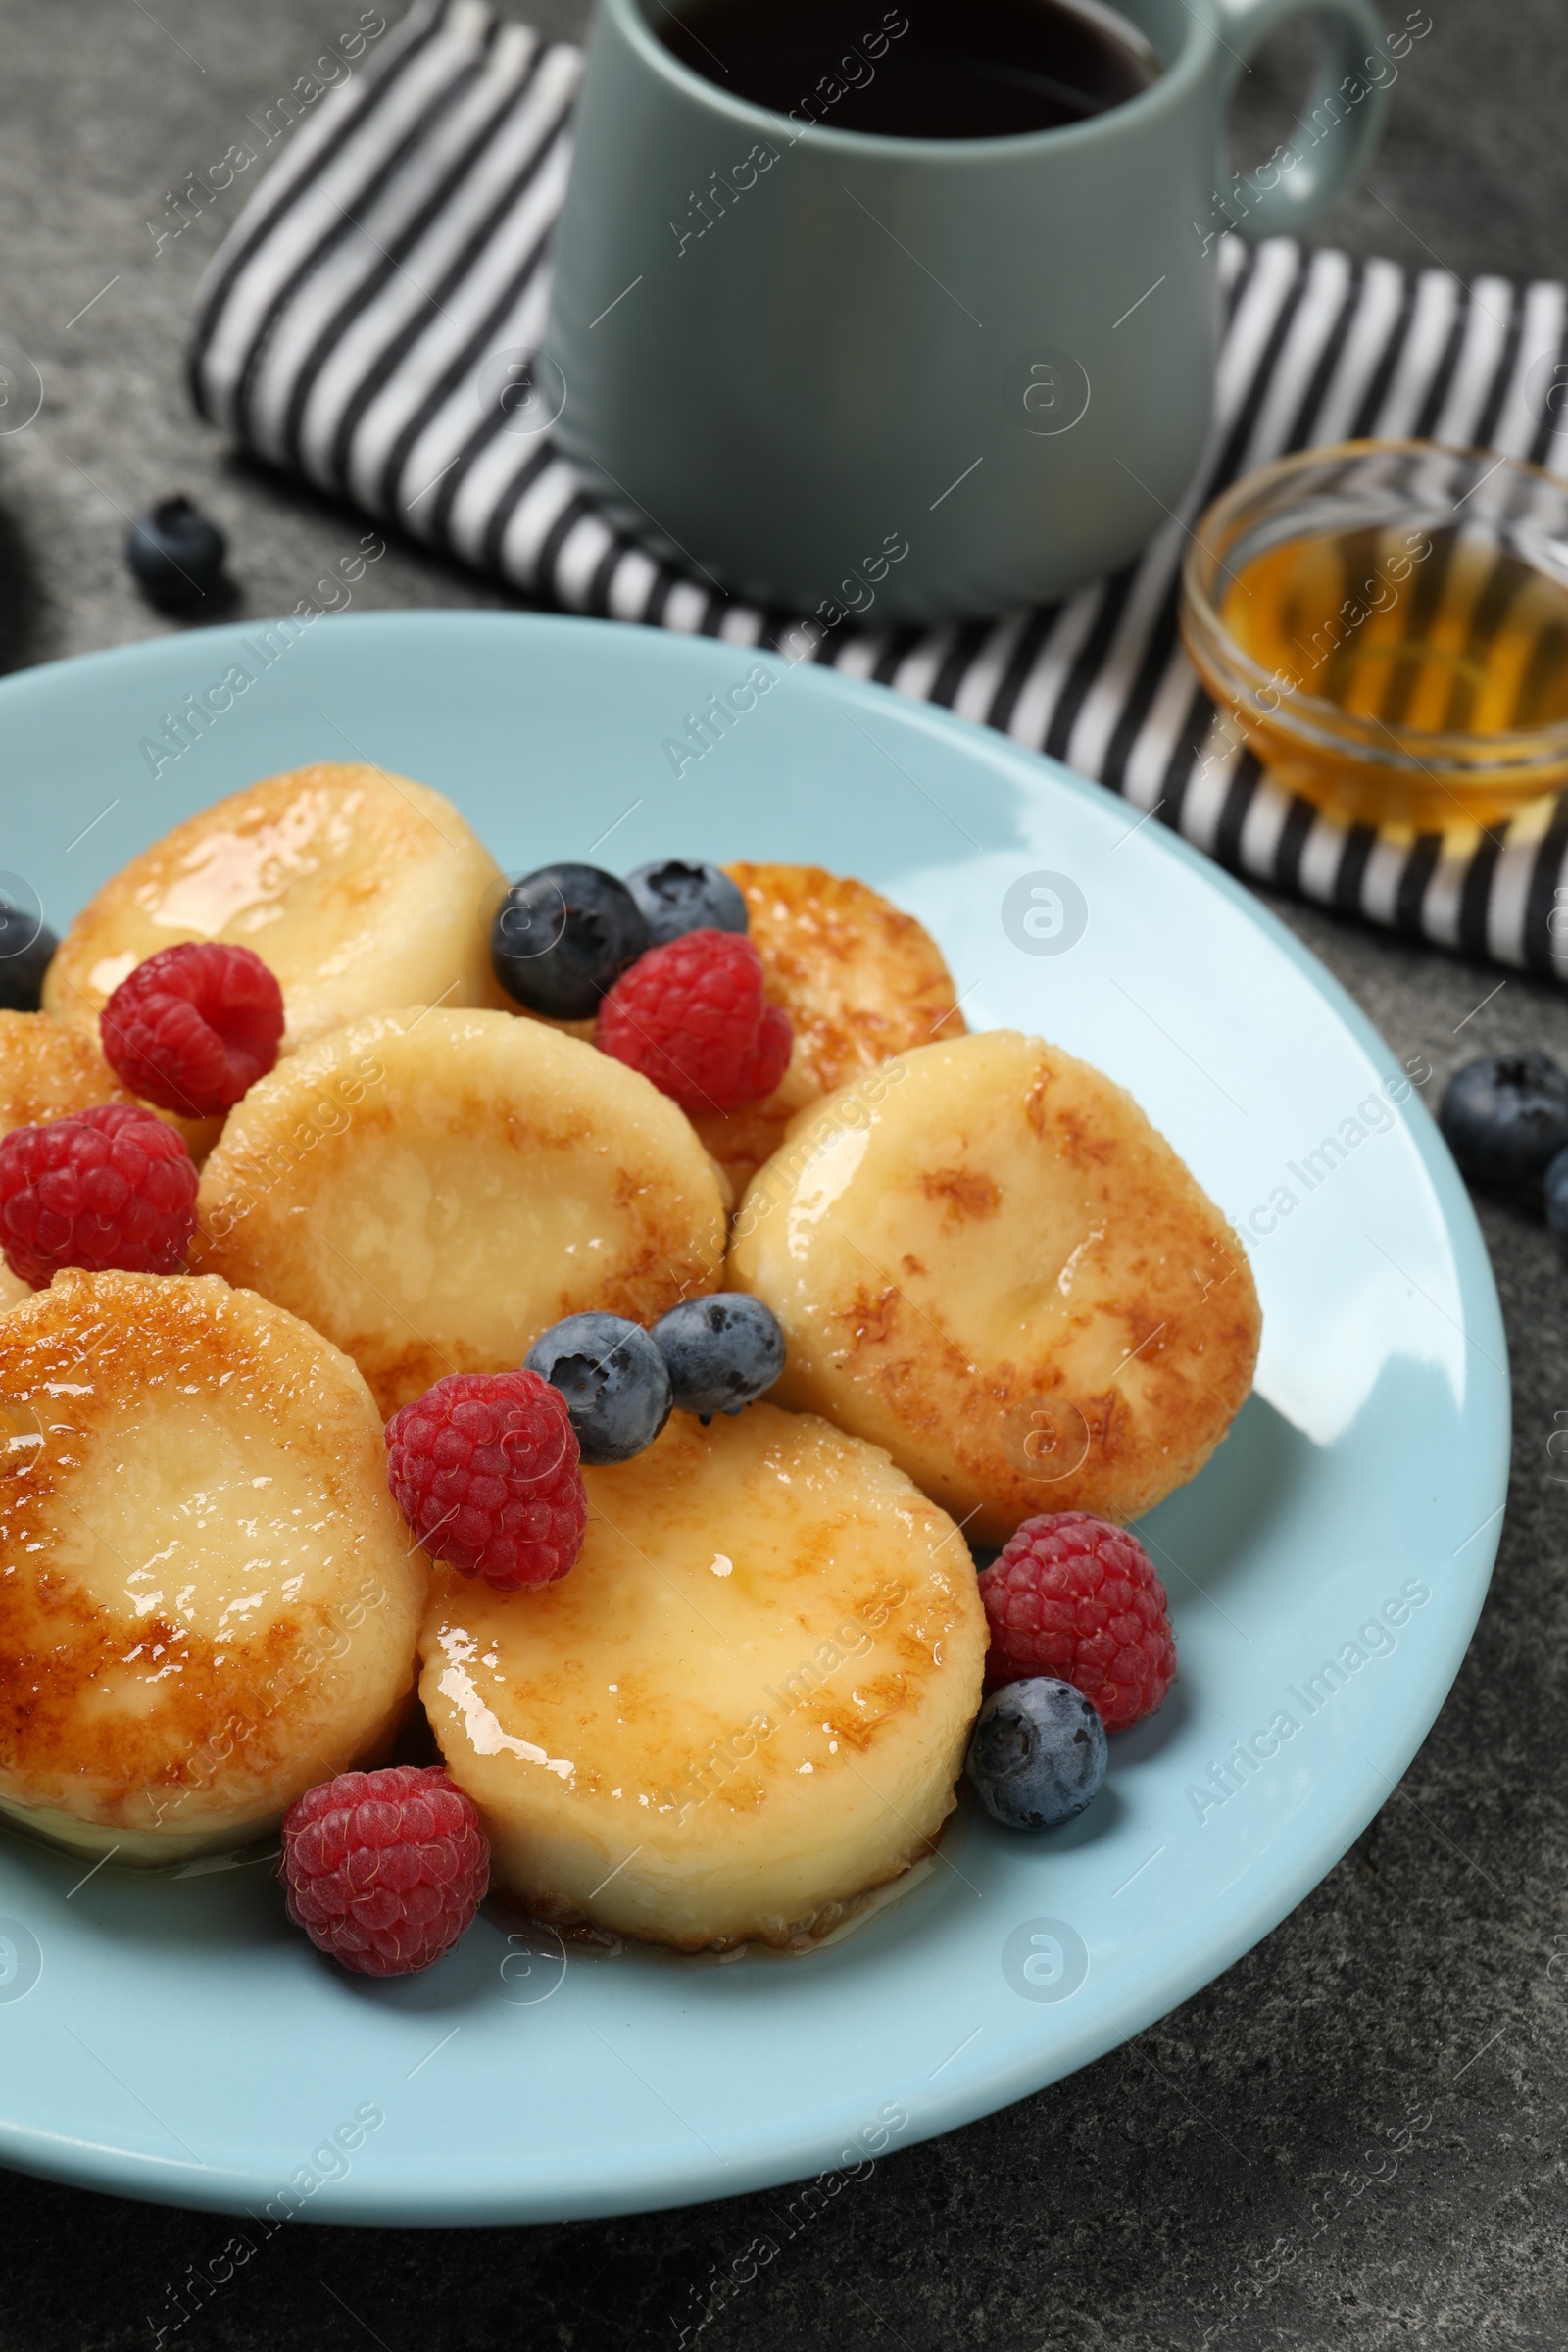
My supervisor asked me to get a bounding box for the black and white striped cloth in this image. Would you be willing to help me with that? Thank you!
[188,0,1568,978]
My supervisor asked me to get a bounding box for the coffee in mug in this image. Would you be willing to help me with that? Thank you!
[546,0,1390,621]
[657,0,1160,140]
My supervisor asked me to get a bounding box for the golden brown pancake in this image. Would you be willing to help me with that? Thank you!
[192,1007,729,1416]
[728,1030,1261,1544]
[0,1268,427,1862]
[43,761,509,1052]
[419,1404,986,1950]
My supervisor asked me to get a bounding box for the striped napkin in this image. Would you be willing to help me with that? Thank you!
[187,0,1568,978]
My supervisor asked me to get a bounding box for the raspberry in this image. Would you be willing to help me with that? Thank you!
[736,1004,793,1102]
[595,928,793,1112]
[0,1104,198,1289]
[101,941,284,1118]
[281,1765,489,1977]
[979,1512,1176,1733]
[385,1368,587,1589]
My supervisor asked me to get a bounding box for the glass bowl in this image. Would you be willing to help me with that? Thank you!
[1179,439,1568,832]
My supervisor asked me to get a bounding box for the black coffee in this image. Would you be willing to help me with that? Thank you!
[655,0,1159,140]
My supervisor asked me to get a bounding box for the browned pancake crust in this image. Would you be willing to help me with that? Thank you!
[689,863,966,1194]
[0,1269,421,1835]
[0,1010,134,1126]
[43,760,507,1050]
[732,1033,1262,1543]
[418,1404,986,1950]
[0,1010,219,1163]
[191,1009,728,1416]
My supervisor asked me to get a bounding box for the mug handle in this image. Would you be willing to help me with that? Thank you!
[1214,0,1399,238]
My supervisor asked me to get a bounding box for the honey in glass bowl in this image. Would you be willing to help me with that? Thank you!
[1180,441,1568,832]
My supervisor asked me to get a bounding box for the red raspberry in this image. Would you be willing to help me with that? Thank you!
[595,929,793,1112]
[979,1511,1176,1732]
[385,1368,587,1589]
[0,1104,198,1289]
[101,941,284,1118]
[281,1765,489,1978]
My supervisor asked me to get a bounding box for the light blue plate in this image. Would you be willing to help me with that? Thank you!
[0,613,1507,2226]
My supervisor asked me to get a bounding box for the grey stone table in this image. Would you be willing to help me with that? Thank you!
[2,3,1566,2346]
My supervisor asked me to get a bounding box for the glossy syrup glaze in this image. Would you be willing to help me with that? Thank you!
[418,1404,986,1951]
[43,761,509,1049]
[192,1007,730,1415]
[0,1269,427,1860]
[729,1029,1262,1544]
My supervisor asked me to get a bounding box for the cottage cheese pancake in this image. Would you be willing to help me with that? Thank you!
[44,762,510,1051]
[0,1270,426,1862]
[729,1030,1261,1544]
[192,1008,730,1416]
[419,1404,986,1951]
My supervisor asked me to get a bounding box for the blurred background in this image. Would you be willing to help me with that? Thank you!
[4,3,1568,2346]
[4,0,1564,671]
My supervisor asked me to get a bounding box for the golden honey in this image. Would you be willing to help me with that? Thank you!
[1181,441,1568,833]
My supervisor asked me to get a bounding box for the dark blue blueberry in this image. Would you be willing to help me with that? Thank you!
[625,860,748,947]
[652,1293,785,1420]
[125,495,227,612]
[0,902,57,1011]
[524,1311,671,1465]
[965,1677,1107,1831]
[1544,1143,1568,1254]
[1439,1051,1568,1187]
[491,864,649,1021]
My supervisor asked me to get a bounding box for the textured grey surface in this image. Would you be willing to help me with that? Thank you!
[3,2,1568,2347]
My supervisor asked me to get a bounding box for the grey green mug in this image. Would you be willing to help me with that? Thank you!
[545,0,1393,624]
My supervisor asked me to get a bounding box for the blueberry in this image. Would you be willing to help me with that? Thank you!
[625,860,748,947]
[1545,1144,1568,1254]
[524,1311,671,1465]
[651,1293,785,1419]
[965,1677,1107,1831]
[491,864,649,1020]
[125,495,227,612]
[0,902,57,1011]
[1439,1051,1568,1186]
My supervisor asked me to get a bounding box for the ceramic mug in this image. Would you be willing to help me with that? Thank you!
[545,0,1392,623]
